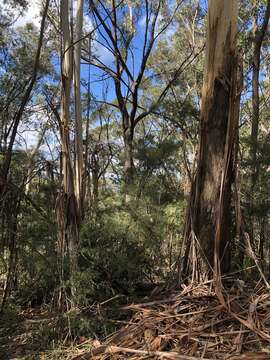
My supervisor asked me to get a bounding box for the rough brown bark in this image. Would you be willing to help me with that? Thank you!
[183,0,240,280]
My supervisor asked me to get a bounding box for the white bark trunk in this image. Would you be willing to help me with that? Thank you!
[25,126,46,195]
[60,0,73,195]
[202,0,238,107]
[59,0,79,305]
[74,0,84,217]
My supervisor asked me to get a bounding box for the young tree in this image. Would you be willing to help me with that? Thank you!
[85,0,197,189]
[248,0,270,253]
[74,0,84,217]
[250,0,270,188]
[57,0,80,304]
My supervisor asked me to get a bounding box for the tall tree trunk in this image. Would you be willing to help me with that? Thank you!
[81,37,91,216]
[59,0,79,305]
[251,0,270,188]
[250,0,270,248]
[183,0,239,280]
[92,166,99,217]
[25,126,47,194]
[0,197,20,313]
[123,124,134,187]
[259,215,266,271]
[74,0,84,218]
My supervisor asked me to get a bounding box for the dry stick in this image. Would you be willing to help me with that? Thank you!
[214,52,241,306]
[73,287,270,360]
[73,345,208,360]
[243,232,270,289]
[122,267,257,311]
[216,57,270,342]
[106,346,207,359]
[228,311,270,342]
[125,294,270,345]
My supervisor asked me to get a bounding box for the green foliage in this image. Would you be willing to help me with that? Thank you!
[75,190,184,302]
[2,5,270,355]
[79,212,156,299]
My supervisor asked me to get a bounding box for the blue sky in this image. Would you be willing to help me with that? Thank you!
[3,0,261,153]
[80,1,185,104]
[2,0,207,151]
[3,0,207,105]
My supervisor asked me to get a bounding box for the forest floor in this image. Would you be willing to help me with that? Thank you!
[0,308,56,359]
[73,281,270,360]
[1,281,270,359]
[0,295,131,360]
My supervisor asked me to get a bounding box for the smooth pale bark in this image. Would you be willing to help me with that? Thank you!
[74,0,84,217]
[60,0,75,204]
[183,0,239,280]
[59,0,79,303]
[81,38,91,213]
[91,152,99,216]
[25,126,47,195]
[123,125,134,187]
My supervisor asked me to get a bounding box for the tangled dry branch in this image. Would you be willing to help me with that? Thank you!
[71,280,270,359]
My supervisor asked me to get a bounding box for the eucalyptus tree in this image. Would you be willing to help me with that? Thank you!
[250,0,270,188]
[146,0,205,193]
[247,0,270,257]
[74,0,84,217]
[56,0,95,304]
[84,0,198,188]
[183,0,241,280]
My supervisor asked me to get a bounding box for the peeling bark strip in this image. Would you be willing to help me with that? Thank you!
[57,0,79,305]
[183,0,239,279]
